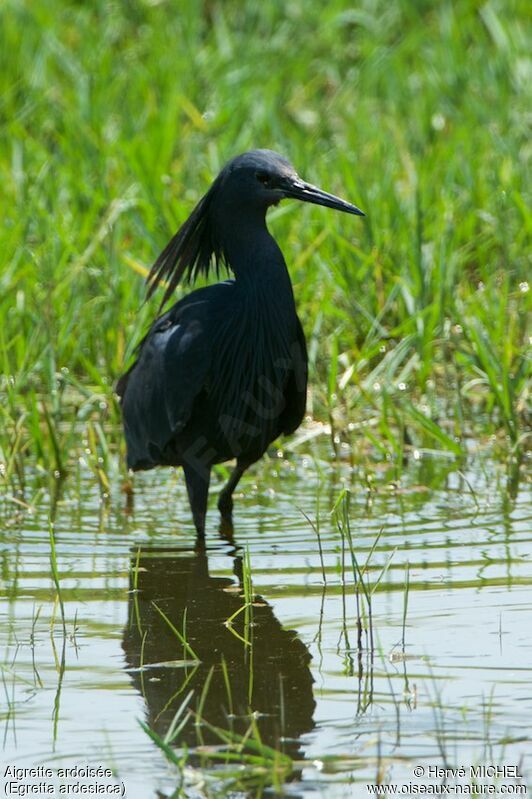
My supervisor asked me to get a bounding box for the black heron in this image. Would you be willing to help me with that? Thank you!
[117,150,364,536]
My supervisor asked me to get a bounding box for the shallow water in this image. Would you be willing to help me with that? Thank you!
[1,443,531,797]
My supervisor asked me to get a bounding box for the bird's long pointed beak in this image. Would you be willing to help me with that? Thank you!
[284,177,365,216]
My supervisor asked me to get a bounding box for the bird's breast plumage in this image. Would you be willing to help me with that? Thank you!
[206,285,299,457]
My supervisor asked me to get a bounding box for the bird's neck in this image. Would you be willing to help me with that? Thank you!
[221,215,294,296]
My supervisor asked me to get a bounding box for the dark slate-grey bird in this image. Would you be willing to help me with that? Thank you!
[117,150,364,536]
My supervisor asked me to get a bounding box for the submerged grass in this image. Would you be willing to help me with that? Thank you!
[0,0,530,497]
[334,490,396,656]
[142,713,293,797]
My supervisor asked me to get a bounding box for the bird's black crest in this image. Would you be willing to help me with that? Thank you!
[146,174,225,310]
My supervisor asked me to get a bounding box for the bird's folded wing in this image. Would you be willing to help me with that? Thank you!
[117,307,211,469]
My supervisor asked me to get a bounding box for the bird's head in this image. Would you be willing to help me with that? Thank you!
[146,149,364,308]
[217,149,365,217]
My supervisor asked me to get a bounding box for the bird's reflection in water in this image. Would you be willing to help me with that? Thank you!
[122,541,315,761]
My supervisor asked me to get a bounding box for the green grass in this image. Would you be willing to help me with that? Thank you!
[0,0,530,491]
[141,713,293,797]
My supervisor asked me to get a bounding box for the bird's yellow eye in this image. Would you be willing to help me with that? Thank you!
[256,171,271,187]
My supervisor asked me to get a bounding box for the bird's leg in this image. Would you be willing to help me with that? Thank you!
[218,460,249,521]
[183,463,211,538]
[218,515,235,542]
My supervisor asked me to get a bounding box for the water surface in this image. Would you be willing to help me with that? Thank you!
[1,443,531,796]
